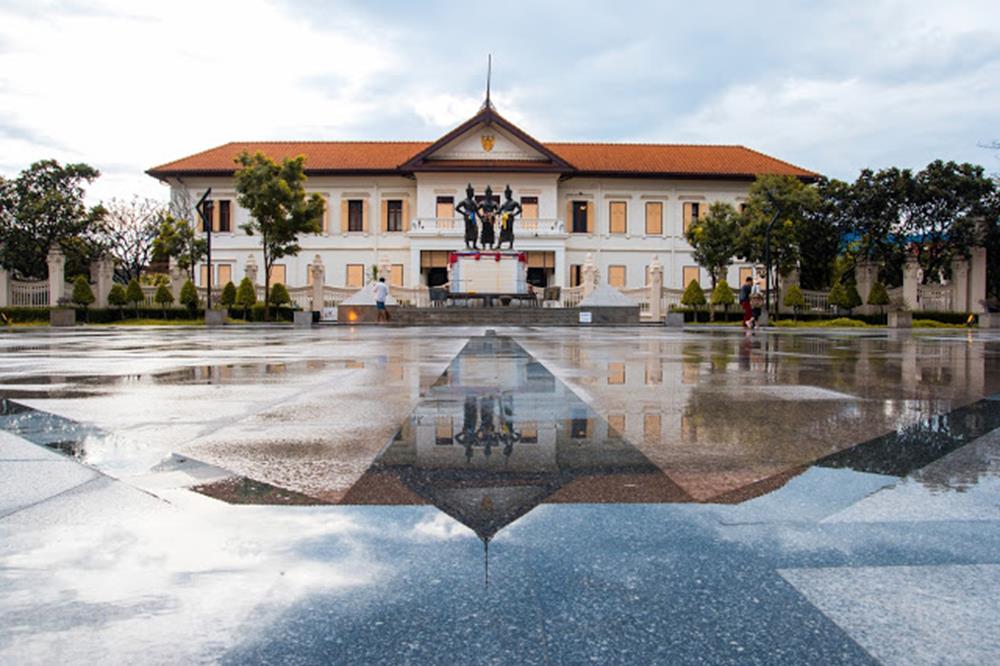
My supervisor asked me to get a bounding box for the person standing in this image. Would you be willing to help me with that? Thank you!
[739,276,753,329]
[374,277,390,323]
[749,278,764,329]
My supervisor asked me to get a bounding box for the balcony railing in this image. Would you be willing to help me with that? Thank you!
[408,218,566,238]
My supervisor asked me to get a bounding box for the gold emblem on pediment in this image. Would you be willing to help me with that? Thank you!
[481,134,495,152]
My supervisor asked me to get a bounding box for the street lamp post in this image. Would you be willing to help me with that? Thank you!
[195,188,212,308]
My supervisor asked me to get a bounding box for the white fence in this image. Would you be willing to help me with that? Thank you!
[9,280,49,307]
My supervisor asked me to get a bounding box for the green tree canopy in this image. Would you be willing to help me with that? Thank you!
[235,277,257,318]
[179,280,199,311]
[269,282,290,307]
[867,281,890,307]
[125,278,143,309]
[685,202,740,289]
[828,281,848,312]
[71,275,95,309]
[154,284,174,314]
[152,214,207,282]
[220,281,237,308]
[0,160,105,279]
[681,279,706,307]
[783,284,806,310]
[234,151,324,320]
[108,283,127,308]
[711,279,736,307]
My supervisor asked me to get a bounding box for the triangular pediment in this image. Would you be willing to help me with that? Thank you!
[400,106,574,173]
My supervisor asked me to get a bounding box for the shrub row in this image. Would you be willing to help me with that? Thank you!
[1,305,297,324]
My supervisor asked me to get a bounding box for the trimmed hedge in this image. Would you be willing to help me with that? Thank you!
[0,307,50,323]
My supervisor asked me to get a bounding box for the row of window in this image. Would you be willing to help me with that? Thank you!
[199,263,406,289]
[198,197,736,236]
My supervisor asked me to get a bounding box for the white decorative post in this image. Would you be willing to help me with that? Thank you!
[855,260,877,314]
[969,246,987,314]
[0,265,8,308]
[582,253,596,298]
[648,255,663,321]
[244,254,258,286]
[91,256,114,308]
[169,258,186,301]
[902,257,920,311]
[47,246,66,306]
[951,257,969,313]
[310,254,325,311]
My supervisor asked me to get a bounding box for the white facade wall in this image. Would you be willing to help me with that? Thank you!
[173,173,756,291]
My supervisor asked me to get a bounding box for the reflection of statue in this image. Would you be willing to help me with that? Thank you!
[455,184,479,250]
[478,185,498,249]
[497,185,521,249]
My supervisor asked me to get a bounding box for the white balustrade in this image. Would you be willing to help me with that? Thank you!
[9,280,49,307]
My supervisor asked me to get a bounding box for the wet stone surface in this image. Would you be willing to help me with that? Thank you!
[0,326,999,664]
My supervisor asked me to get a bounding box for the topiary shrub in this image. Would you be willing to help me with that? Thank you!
[681,279,706,310]
[235,277,257,320]
[179,280,199,312]
[154,284,174,317]
[867,281,890,314]
[783,284,806,320]
[71,275,95,321]
[269,282,290,307]
[220,281,237,309]
[828,281,848,315]
[108,283,127,320]
[844,283,863,311]
[710,279,734,322]
[125,278,144,318]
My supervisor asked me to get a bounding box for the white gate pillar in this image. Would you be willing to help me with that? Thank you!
[582,252,596,298]
[91,256,115,308]
[969,246,987,314]
[310,254,325,311]
[902,257,920,310]
[47,246,66,306]
[951,257,969,313]
[648,255,663,321]
[0,266,8,308]
[244,254,259,286]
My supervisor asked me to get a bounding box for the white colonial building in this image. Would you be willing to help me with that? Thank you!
[147,103,817,300]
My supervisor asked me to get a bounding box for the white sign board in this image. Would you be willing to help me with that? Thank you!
[321,307,337,321]
[579,311,593,324]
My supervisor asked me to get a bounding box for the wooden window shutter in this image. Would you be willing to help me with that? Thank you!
[610,202,627,234]
[402,199,410,232]
[565,201,573,228]
[362,199,369,233]
[586,201,595,234]
[683,203,693,233]
[380,199,389,232]
[211,201,220,232]
[646,202,662,235]
[340,198,349,233]
[321,195,329,233]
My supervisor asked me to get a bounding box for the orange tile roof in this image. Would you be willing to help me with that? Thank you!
[148,140,817,179]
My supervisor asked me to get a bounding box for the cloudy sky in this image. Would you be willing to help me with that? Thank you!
[1,0,997,204]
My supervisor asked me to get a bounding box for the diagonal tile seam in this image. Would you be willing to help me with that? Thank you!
[0,475,106,521]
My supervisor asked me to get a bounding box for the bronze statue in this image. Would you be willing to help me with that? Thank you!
[497,185,522,249]
[478,185,498,249]
[455,184,479,250]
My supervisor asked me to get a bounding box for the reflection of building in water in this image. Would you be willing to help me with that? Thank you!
[344,336,689,542]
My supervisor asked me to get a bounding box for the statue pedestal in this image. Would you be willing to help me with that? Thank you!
[448,251,527,294]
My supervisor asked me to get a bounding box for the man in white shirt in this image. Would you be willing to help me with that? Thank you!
[374,277,390,322]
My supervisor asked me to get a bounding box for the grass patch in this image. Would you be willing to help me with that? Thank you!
[772,317,877,328]
[912,319,968,329]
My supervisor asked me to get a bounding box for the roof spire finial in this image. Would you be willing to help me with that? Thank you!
[484,54,493,110]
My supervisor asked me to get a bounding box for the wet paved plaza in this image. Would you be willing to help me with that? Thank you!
[1,325,999,664]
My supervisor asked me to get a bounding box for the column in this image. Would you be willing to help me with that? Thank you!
[91,256,114,308]
[902,257,920,310]
[968,246,987,314]
[582,252,595,297]
[951,257,969,313]
[310,254,325,311]
[648,255,663,320]
[47,246,66,306]
[553,246,566,288]
[856,260,877,313]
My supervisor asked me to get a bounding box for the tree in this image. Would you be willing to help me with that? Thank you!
[154,284,174,317]
[152,214,207,282]
[867,281,890,316]
[234,151,324,321]
[95,196,164,284]
[905,160,995,283]
[828,281,848,315]
[848,167,913,285]
[125,278,144,317]
[737,174,820,312]
[681,279,706,313]
[220,281,237,309]
[844,283,863,312]
[710,279,735,320]
[71,275,95,313]
[235,277,256,319]
[801,177,851,290]
[269,282,290,308]
[685,202,740,290]
[108,283,127,320]
[179,279,199,312]
[0,160,105,279]
[783,284,806,320]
